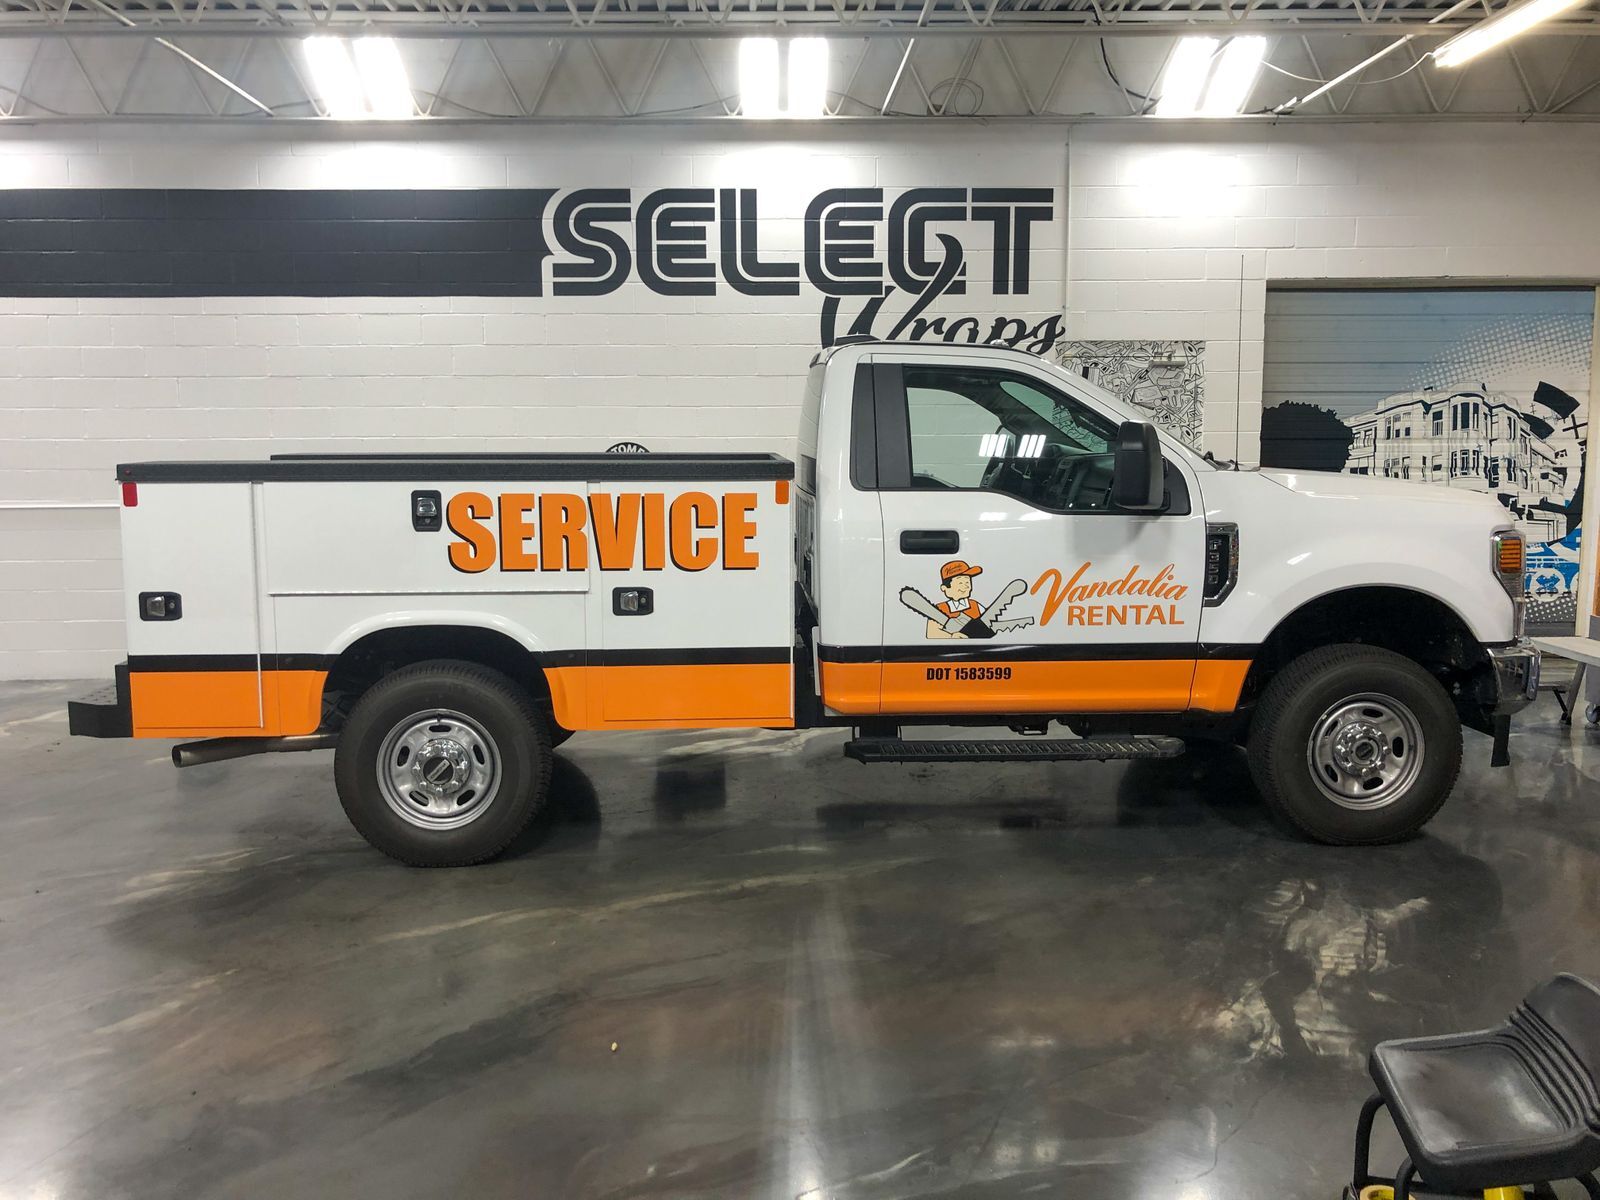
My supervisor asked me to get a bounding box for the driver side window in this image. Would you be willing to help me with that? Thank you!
[904,365,1122,512]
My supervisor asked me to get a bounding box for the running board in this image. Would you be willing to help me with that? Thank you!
[844,735,1186,764]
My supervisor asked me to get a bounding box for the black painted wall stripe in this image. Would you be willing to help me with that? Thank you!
[0,188,558,297]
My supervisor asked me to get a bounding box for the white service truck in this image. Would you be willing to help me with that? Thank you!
[70,340,1540,865]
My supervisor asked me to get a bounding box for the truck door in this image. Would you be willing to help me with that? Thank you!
[871,356,1213,716]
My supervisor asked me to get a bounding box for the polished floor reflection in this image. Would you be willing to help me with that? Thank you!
[3,681,1599,1200]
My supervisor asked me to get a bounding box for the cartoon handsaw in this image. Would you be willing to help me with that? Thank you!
[898,578,1035,639]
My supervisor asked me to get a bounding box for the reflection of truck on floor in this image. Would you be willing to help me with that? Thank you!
[70,341,1540,865]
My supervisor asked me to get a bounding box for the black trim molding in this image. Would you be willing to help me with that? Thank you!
[127,653,341,672]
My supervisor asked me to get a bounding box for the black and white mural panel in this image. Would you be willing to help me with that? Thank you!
[1262,288,1595,628]
[1056,339,1205,447]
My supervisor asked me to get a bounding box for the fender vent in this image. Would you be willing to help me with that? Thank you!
[1204,523,1239,606]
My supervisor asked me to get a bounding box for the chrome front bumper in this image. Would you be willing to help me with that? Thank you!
[1485,640,1541,716]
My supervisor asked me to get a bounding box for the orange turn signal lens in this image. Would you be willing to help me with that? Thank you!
[1495,533,1524,577]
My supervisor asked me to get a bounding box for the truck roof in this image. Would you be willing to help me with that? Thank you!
[809,337,1052,369]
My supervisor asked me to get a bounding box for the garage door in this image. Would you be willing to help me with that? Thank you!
[1262,287,1595,628]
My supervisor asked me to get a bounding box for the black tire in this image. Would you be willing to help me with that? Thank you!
[334,660,552,867]
[1247,644,1462,845]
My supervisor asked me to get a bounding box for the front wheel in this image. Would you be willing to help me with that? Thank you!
[335,661,552,866]
[1247,645,1462,845]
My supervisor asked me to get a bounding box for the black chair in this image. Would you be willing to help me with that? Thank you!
[1351,974,1600,1199]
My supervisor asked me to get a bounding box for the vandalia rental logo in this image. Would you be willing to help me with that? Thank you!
[524,186,1062,353]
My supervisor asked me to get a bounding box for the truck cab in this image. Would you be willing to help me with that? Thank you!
[71,340,1540,865]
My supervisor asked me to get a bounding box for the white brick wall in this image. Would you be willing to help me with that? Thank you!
[3,120,1598,678]
[0,124,1069,678]
[1065,123,1600,463]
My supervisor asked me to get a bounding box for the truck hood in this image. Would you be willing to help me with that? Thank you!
[1257,468,1504,512]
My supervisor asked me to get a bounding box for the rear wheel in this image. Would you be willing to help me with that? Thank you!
[335,661,552,866]
[1248,645,1461,844]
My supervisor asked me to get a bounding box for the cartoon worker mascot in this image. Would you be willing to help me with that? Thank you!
[899,560,1035,640]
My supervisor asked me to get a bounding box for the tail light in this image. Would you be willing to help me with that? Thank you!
[1491,530,1524,597]
[121,481,138,508]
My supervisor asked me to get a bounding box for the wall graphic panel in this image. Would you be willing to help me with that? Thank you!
[0,185,1063,354]
[1056,340,1205,447]
[1262,288,1594,628]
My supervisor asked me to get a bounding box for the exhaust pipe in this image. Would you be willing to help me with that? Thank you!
[172,733,338,769]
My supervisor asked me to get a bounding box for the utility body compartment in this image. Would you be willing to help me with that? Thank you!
[95,453,797,738]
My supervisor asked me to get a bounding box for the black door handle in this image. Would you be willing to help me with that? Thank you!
[900,529,960,555]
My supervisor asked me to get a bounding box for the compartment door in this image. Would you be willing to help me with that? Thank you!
[123,482,265,735]
[595,481,794,726]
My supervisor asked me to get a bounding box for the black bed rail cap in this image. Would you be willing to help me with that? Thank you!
[117,453,795,485]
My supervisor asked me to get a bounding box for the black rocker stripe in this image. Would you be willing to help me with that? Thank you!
[544,647,791,668]
[599,647,790,666]
[816,642,1256,664]
[128,648,790,673]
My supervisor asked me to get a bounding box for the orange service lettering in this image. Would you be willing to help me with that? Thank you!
[444,489,761,573]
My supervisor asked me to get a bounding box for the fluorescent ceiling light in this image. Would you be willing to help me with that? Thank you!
[1155,37,1219,116]
[352,37,415,119]
[785,38,829,117]
[303,36,367,120]
[739,39,782,118]
[1432,0,1584,67]
[1156,35,1269,116]
[303,35,416,119]
[740,37,829,117]
[1199,36,1267,115]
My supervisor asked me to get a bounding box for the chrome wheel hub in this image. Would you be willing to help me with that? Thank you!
[412,739,472,802]
[1307,693,1425,811]
[377,710,501,831]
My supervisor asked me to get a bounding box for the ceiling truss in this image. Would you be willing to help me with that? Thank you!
[0,0,1596,120]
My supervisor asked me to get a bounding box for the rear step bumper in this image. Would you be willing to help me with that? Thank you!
[67,662,132,738]
[845,735,1186,764]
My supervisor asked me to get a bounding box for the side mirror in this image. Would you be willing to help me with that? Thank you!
[1111,420,1166,511]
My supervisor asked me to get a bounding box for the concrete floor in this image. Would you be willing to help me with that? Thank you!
[3,681,1599,1200]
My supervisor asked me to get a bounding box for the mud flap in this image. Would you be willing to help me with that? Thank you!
[1490,714,1511,768]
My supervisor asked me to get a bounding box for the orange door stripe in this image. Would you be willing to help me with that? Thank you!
[821,657,1252,716]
